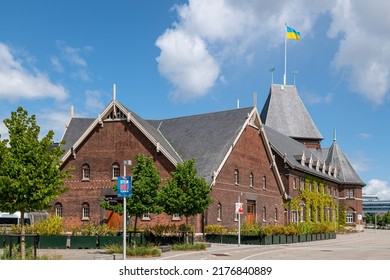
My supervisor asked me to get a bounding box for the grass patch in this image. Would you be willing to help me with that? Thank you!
[104,244,161,257]
[171,243,207,251]
[1,245,61,260]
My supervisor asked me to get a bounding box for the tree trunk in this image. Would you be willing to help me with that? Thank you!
[20,209,26,260]
[185,216,189,243]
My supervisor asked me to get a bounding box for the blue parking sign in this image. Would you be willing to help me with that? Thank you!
[117,176,132,198]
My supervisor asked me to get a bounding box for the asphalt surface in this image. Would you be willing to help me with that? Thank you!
[1,229,389,260]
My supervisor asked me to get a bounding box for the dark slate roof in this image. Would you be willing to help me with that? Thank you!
[263,125,339,182]
[260,84,323,140]
[147,107,254,184]
[61,118,95,153]
[119,104,183,165]
[324,141,365,186]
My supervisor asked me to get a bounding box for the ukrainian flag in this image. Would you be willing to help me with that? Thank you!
[286,26,300,40]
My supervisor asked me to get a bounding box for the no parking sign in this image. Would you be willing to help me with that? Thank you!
[235,202,244,214]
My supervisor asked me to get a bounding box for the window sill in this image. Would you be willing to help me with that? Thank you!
[172,217,181,221]
[217,218,221,222]
[142,217,151,221]
[81,217,90,221]
[81,178,90,182]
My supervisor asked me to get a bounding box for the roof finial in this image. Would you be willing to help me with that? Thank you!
[253,92,257,108]
[333,128,337,142]
[113,83,116,101]
[70,105,74,118]
[269,67,276,85]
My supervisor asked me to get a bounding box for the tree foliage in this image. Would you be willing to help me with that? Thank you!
[101,153,162,231]
[159,159,212,224]
[0,107,69,212]
[0,107,69,258]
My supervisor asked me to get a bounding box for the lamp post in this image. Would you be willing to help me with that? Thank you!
[122,160,132,260]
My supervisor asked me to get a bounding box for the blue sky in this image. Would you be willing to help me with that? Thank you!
[1,0,389,199]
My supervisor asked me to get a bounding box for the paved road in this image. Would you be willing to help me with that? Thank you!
[2,229,390,260]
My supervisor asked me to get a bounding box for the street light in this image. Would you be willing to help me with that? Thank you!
[122,160,132,260]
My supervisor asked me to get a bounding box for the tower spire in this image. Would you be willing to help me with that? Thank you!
[333,128,337,142]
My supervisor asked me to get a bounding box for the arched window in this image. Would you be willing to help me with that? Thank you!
[82,164,90,180]
[112,163,120,179]
[262,176,267,190]
[55,203,63,218]
[82,202,90,220]
[249,173,254,188]
[234,169,239,185]
[262,207,267,222]
[217,203,222,221]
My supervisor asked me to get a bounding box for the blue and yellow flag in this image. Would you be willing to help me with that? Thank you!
[286,26,300,40]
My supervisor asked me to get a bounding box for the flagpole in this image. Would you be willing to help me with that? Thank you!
[284,23,287,86]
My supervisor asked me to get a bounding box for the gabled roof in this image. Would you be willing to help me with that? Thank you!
[147,107,254,184]
[59,101,288,196]
[260,84,323,141]
[60,100,182,166]
[324,140,365,186]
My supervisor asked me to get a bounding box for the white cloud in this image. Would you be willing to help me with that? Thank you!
[156,0,332,101]
[36,110,72,142]
[302,91,334,105]
[364,179,390,200]
[156,0,390,104]
[54,40,92,81]
[0,43,68,101]
[156,29,220,101]
[328,0,390,105]
[85,89,104,111]
[358,132,372,140]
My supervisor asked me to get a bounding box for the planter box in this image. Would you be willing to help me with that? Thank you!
[98,236,122,248]
[272,235,280,244]
[298,234,307,242]
[292,235,299,243]
[241,235,260,245]
[205,234,222,243]
[261,235,272,245]
[330,232,336,239]
[70,236,97,249]
[306,234,312,242]
[39,235,67,249]
[222,235,238,244]
[279,235,287,244]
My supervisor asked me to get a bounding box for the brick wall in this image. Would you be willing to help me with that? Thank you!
[55,120,176,229]
[208,125,285,228]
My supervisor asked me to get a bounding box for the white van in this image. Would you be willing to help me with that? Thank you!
[0,211,48,232]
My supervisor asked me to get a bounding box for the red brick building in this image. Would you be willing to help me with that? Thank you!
[53,84,365,232]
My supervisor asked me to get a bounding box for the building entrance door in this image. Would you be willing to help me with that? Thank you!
[246,201,256,226]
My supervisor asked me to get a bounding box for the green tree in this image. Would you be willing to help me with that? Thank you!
[0,107,69,259]
[101,153,162,232]
[159,159,212,229]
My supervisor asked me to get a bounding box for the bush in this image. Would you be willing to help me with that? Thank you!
[204,224,225,234]
[104,243,161,257]
[32,215,65,235]
[172,243,207,251]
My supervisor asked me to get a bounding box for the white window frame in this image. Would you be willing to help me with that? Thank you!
[142,212,151,221]
[112,163,120,179]
[217,203,222,222]
[172,213,181,221]
[346,211,354,223]
[55,203,63,218]
[82,164,90,180]
[82,203,90,220]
